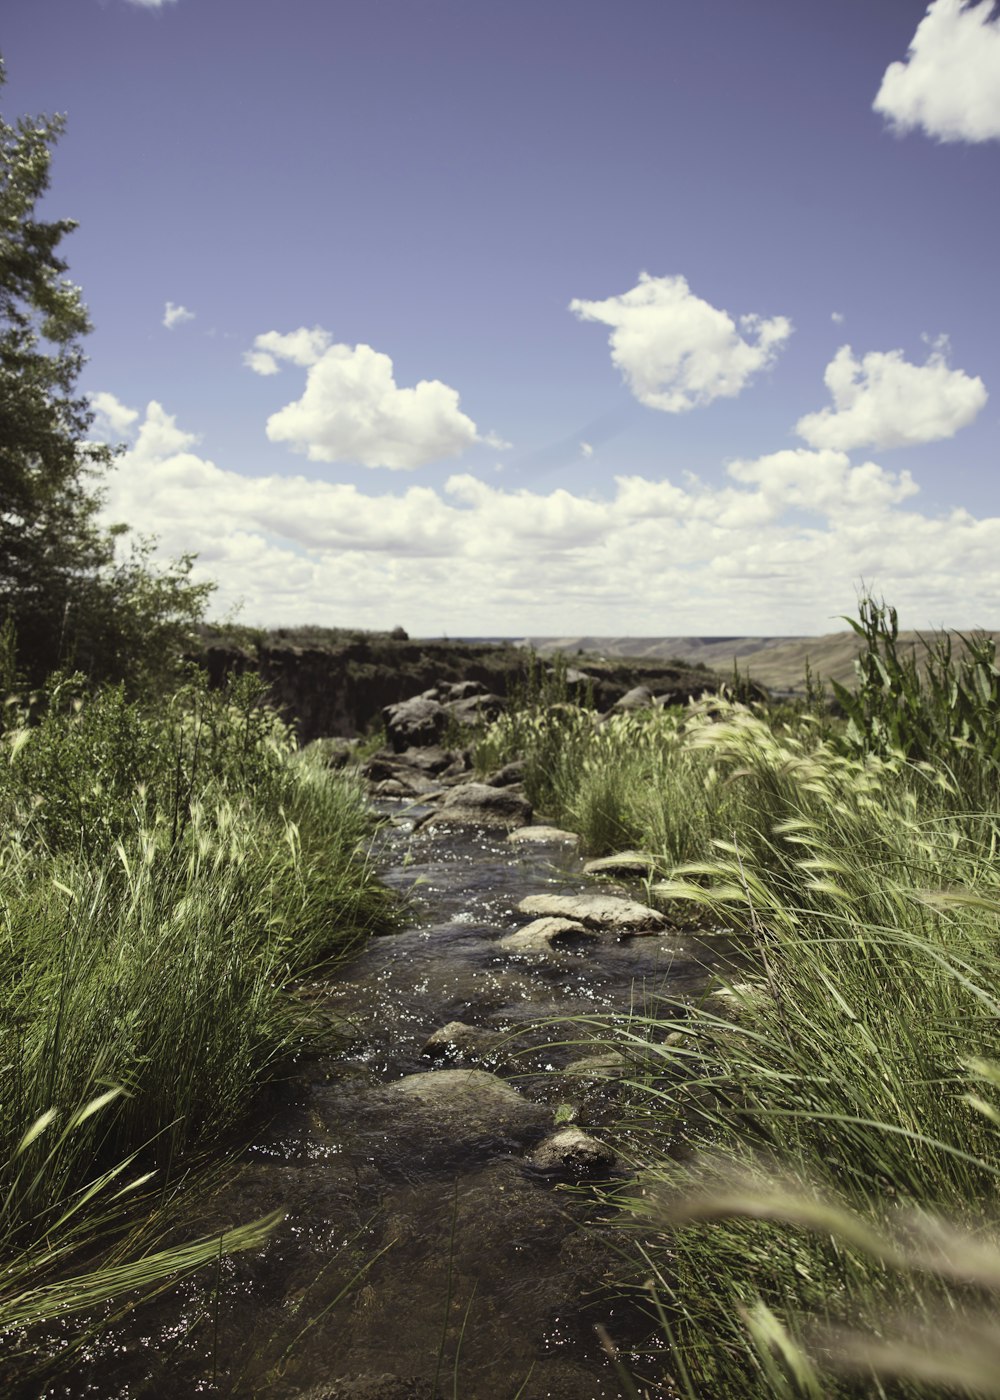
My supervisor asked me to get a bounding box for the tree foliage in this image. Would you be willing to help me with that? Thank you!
[0,59,211,688]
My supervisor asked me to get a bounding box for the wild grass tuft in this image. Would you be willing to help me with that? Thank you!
[0,667,391,1375]
[482,600,1000,1394]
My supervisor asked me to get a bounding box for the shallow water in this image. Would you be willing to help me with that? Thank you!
[37,808,718,1399]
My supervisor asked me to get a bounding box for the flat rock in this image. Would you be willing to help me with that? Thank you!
[563,1051,627,1079]
[498,916,596,955]
[516,892,667,933]
[530,1127,617,1174]
[506,824,580,846]
[583,850,659,877]
[426,782,532,829]
[382,1068,547,1137]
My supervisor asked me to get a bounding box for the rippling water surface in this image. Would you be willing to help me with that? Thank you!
[38,807,718,1399]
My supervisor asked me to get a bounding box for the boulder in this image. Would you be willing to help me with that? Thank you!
[426,782,532,829]
[445,692,504,727]
[498,917,595,955]
[397,745,459,774]
[382,696,448,751]
[530,1128,617,1175]
[516,892,667,933]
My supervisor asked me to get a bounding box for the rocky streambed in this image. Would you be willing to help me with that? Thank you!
[42,744,720,1400]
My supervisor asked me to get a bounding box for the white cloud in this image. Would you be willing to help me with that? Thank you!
[89,391,139,438]
[243,327,332,375]
[569,272,792,412]
[97,398,1000,634]
[163,301,195,329]
[831,311,845,325]
[248,329,483,469]
[795,343,987,451]
[874,0,1000,143]
[580,441,594,457]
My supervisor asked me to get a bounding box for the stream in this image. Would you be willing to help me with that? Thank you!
[39,794,719,1400]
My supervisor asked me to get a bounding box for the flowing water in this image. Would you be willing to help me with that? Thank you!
[37,804,720,1400]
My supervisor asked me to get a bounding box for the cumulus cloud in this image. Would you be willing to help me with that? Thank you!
[97,398,1000,634]
[124,0,177,7]
[163,301,195,329]
[580,441,594,457]
[874,0,1000,143]
[831,312,845,325]
[243,327,332,375]
[89,391,139,438]
[795,343,987,450]
[569,272,792,412]
[246,327,483,469]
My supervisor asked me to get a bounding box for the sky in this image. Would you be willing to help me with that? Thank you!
[3,0,1000,636]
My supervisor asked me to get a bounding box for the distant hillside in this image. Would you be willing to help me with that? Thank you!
[520,631,1000,695]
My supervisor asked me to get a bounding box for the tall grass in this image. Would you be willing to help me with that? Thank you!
[0,667,391,1372]
[481,604,1000,1395]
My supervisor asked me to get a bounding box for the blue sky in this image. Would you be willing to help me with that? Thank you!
[4,0,1000,634]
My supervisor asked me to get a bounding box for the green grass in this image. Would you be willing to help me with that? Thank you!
[478,601,1000,1396]
[0,667,392,1380]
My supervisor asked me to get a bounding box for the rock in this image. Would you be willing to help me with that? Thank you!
[421,1021,503,1063]
[445,692,504,727]
[362,754,401,781]
[498,917,595,955]
[382,696,448,751]
[439,679,489,701]
[506,824,580,846]
[610,684,654,713]
[293,1378,435,1400]
[484,760,525,787]
[382,1069,547,1138]
[563,1051,627,1079]
[426,782,532,829]
[516,892,667,933]
[530,1128,617,1175]
[397,745,458,774]
[583,850,659,877]
[374,775,441,799]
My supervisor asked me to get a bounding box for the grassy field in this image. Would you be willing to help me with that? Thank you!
[0,663,391,1384]
[521,627,1000,695]
[479,601,1000,1397]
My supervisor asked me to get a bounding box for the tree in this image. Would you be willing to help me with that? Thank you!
[0,58,211,688]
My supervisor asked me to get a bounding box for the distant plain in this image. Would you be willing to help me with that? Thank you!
[515,631,1000,694]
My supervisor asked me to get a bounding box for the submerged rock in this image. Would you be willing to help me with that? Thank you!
[516,891,667,933]
[382,1068,547,1138]
[563,1051,627,1079]
[506,824,580,846]
[530,1127,618,1175]
[420,1021,503,1063]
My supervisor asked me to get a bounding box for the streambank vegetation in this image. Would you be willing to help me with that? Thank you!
[476,599,1000,1397]
[0,655,391,1385]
